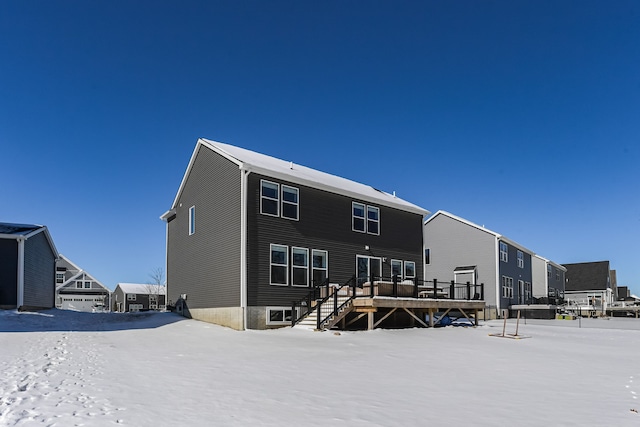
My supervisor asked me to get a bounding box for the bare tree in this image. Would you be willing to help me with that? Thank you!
[146,267,166,311]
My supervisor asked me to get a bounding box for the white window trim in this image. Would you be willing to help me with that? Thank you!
[404,261,416,281]
[127,293,136,301]
[270,244,288,286]
[265,306,299,326]
[367,205,380,235]
[352,202,366,233]
[517,250,524,268]
[189,205,195,235]
[356,255,383,283]
[260,180,280,217]
[281,185,299,221]
[502,276,513,299]
[84,281,91,289]
[311,249,328,286]
[391,259,403,281]
[499,242,508,262]
[291,246,309,287]
[76,281,83,289]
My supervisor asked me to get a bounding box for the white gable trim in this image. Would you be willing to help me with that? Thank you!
[168,138,429,216]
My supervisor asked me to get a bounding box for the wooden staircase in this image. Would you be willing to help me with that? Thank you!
[294,295,354,330]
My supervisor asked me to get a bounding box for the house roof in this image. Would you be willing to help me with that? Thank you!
[0,222,59,258]
[533,254,568,272]
[424,210,535,254]
[168,138,430,217]
[563,261,611,292]
[116,283,166,295]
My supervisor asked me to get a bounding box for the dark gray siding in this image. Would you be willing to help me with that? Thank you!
[23,232,56,309]
[167,146,242,309]
[0,239,18,307]
[548,266,565,296]
[247,173,424,307]
[498,241,533,307]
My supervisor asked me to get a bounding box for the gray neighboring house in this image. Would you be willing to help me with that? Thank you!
[423,211,536,319]
[55,254,111,312]
[563,261,615,315]
[0,222,58,310]
[161,138,429,330]
[112,283,166,312]
[532,255,566,304]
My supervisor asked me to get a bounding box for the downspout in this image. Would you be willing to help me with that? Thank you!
[17,238,25,309]
[495,237,501,316]
[240,168,251,330]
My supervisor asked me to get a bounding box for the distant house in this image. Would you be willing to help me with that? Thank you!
[55,254,111,312]
[161,138,429,330]
[112,283,166,312]
[423,211,565,318]
[563,261,615,315]
[0,222,58,310]
[532,255,566,304]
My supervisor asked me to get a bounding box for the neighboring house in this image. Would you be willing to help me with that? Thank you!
[161,138,429,330]
[617,286,631,301]
[55,254,111,312]
[563,261,615,315]
[0,222,58,310]
[112,283,166,312]
[423,211,540,319]
[532,255,566,303]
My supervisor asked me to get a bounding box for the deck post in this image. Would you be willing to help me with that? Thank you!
[413,277,418,298]
[433,278,438,299]
[450,280,455,300]
[428,308,434,327]
[317,300,322,330]
[368,311,374,330]
[291,301,296,327]
[393,274,398,298]
[466,282,471,301]
[481,283,484,300]
[370,275,375,297]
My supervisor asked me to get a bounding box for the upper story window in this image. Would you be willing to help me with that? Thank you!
[547,264,552,279]
[517,250,524,268]
[84,281,91,289]
[56,273,65,284]
[127,293,136,301]
[76,281,83,289]
[281,185,299,220]
[367,206,380,235]
[424,248,431,265]
[352,202,380,235]
[261,180,299,220]
[261,180,280,216]
[189,206,196,235]
[499,242,508,262]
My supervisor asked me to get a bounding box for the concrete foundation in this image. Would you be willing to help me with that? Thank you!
[182,306,244,331]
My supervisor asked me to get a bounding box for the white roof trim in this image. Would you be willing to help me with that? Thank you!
[167,138,429,216]
[533,254,567,272]
[425,210,534,254]
[116,282,167,295]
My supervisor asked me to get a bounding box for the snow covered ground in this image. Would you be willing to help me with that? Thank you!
[1,310,640,426]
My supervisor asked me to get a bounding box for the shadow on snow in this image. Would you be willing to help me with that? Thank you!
[0,309,185,333]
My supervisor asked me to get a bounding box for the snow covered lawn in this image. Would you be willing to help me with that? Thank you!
[1,310,639,426]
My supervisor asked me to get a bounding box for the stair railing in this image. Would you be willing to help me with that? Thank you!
[291,278,328,327]
[316,276,358,330]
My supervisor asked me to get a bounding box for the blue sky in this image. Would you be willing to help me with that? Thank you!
[1,1,638,293]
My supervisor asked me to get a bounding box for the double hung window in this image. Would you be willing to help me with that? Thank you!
[270,244,288,285]
[499,242,508,262]
[281,185,299,220]
[291,247,309,286]
[261,180,280,216]
[404,261,416,282]
[352,202,380,235]
[312,250,328,285]
[517,250,524,268]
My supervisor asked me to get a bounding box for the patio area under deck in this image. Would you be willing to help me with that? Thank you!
[346,296,486,330]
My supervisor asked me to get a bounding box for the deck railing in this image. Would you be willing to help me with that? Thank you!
[291,276,484,329]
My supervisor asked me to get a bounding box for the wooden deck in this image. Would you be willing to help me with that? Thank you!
[344,296,485,330]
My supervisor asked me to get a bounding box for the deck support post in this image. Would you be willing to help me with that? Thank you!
[368,311,374,330]
[428,308,434,327]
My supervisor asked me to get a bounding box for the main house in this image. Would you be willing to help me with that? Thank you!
[0,222,58,310]
[161,138,429,330]
[423,211,544,319]
[55,254,111,312]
